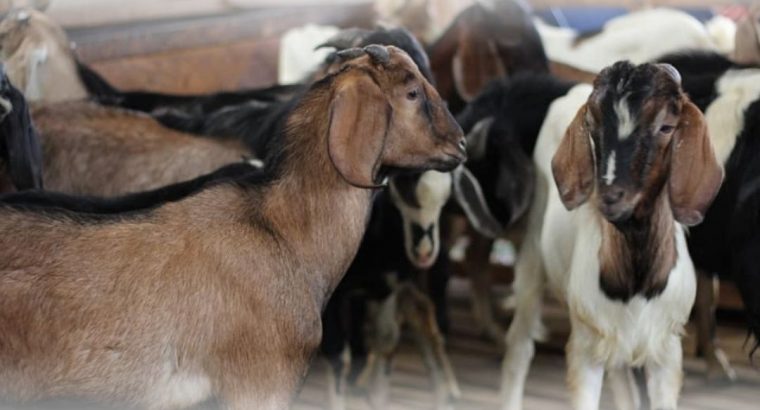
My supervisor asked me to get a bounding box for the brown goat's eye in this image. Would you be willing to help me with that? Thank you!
[407,90,419,100]
[659,125,675,134]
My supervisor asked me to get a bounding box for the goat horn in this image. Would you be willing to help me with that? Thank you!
[315,28,371,51]
[363,45,390,66]
[334,48,365,61]
[657,63,681,85]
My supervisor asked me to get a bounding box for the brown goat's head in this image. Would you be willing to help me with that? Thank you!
[327,45,466,188]
[551,61,723,226]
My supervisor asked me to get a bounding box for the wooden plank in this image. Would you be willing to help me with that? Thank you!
[69,4,373,62]
[85,37,280,93]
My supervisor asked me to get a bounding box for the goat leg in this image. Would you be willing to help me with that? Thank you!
[645,334,683,410]
[694,270,736,381]
[607,367,640,410]
[324,351,349,410]
[466,235,506,349]
[399,284,461,409]
[356,294,400,409]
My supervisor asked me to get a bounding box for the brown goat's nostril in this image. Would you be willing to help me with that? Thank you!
[602,187,625,205]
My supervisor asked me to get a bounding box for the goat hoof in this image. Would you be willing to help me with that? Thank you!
[705,348,737,382]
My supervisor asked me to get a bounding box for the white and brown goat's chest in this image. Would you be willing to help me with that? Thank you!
[540,203,696,368]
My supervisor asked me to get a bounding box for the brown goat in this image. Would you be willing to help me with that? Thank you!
[0,8,250,196]
[0,45,465,409]
[427,0,548,112]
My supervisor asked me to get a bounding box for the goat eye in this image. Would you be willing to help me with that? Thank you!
[659,125,675,134]
[407,90,419,100]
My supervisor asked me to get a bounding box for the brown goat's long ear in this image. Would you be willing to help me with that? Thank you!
[327,73,390,188]
[551,104,594,210]
[668,101,723,226]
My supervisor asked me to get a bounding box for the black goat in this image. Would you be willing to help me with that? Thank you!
[0,65,42,192]
[451,73,575,346]
[657,50,760,377]
[78,27,432,153]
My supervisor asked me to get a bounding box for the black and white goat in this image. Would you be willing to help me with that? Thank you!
[321,166,501,409]
[655,50,760,379]
[500,62,722,410]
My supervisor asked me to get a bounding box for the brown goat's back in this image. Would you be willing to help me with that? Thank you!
[33,102,249,197]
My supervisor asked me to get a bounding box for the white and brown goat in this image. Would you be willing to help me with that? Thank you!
[500,62,723,410]
[0,45,466,409]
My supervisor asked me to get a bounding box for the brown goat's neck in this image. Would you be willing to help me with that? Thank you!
[260,90,374,304]
[597,191,677,302]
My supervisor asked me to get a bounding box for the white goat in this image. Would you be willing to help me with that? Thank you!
[500,62,723,410]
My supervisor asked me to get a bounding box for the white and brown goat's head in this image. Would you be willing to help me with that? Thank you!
[552,61,723,226]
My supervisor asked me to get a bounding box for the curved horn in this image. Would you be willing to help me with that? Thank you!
[334,47,365,61]
[364,45,390,66]
[657,63,681,85]
[315,28,371,51]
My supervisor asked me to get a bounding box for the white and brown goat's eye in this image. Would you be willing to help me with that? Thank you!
[406,89,419,101]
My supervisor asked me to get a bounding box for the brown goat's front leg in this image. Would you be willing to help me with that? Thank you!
[398,283,461,409]
[694,270,736,381]
[466,235,505,349]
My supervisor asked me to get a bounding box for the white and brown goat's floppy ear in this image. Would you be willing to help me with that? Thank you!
[668,100,723,226]
[327,71,391,188]
[551,103,595,210]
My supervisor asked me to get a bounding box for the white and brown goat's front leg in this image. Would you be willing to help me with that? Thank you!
[565,322,605,410]
[645,334,684,410]
[607,367,640,410]
[397,283,461,409]
[499,234,546,410]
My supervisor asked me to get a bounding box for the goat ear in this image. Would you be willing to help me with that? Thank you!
[465,116,493,161]
[452,31,506,101]
[551,103,594,210]
[668,101,723,226]
[452,165,503,238]
[0,85,44,190]
[327,74,390,188]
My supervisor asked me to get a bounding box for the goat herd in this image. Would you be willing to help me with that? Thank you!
[0,1,758,409]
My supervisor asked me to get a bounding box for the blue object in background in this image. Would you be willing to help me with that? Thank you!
[535,6,716,35]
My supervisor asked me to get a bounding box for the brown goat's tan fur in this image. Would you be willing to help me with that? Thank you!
[0,47,463,409]
[34,102,249,196]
